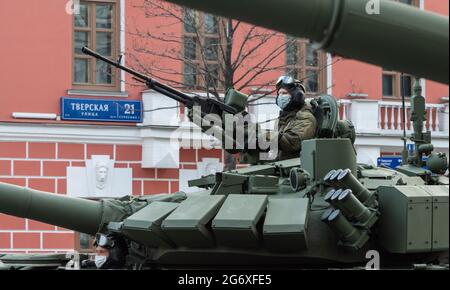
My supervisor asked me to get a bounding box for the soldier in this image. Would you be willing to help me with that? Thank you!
[186,74,317,161]
[82,233,128,269]
[272,75,317,160]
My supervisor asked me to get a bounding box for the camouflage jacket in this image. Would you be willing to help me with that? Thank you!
[273,104,317,160]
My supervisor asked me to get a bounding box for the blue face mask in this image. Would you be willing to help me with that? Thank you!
[277,94,291,110]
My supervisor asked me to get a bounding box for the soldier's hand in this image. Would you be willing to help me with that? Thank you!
[187,108,194,122]
[81,259,96,268]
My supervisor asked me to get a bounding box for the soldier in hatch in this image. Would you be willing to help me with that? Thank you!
[82,233,128,270]
[187,75,317,161]
[271,75,317,160]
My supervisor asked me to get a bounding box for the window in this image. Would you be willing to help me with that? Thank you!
[382,71,414,98]
[73,0,119,91]
[183,9,222,90]
[382,73,395,97]
[397,0,419,6]
[285,36,327,95]
[382,0,419,98]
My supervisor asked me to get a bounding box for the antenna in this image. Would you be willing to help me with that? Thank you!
[401,73,408,165]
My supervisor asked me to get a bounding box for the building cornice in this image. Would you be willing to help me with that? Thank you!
[0,122,142,144]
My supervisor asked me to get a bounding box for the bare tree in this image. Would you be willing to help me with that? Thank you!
[127,0,298,169]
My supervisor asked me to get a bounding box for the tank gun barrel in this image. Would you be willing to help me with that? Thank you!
[0,182,104,235]
[164,0,449,84]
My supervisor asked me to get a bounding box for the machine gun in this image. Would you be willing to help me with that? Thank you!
[82,47,260,158]
[82,47,241,117]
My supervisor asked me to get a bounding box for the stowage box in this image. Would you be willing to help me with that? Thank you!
[420,185,449,251]
[378,185,449,253]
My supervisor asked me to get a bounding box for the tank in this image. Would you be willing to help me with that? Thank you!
[1,0,449,270]
[0,78,448,269]
[0,136,448,269]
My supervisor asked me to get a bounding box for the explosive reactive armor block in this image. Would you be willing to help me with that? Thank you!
[212,194,268,249]
[263,198,309,252]
[122,202,180,248]
[161,195,226,248]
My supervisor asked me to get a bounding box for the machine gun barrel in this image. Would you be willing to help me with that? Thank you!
[81,47,237,115]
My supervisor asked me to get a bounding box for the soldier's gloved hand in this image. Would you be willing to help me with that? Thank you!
[187,108,194,122]
[81,259,96,268]
[187,108,205,127]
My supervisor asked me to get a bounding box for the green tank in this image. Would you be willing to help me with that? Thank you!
[0,81,448,269]
[0,0,449,270]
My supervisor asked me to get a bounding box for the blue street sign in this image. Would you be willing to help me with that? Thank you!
[407,143,415,152]
[377,157,402,169]
[377,156,429,169]
[61,97,143,123]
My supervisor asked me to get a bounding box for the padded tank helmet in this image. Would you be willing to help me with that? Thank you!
[94,233,128,269]
[276,75,306,111]
[276,75,306,93]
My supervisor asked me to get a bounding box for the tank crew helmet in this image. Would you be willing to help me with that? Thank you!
[276,75,306,111]
[94,233,115,249]
[94,233,128,269]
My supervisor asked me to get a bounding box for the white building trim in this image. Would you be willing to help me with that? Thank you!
[327,53,333,95]
[421,78,427,100]
[0,123,141,144]
[120,0,126,93]
[355,134,449,150]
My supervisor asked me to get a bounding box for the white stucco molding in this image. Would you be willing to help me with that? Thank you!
[67,155,132,198]
[355,134,449,151]
[120,0,126,93]
[0,123,141,144]
[348,99,381,134]
[327,53,333,95]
